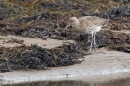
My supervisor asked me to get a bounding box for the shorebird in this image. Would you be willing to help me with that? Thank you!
[63,16,110,54]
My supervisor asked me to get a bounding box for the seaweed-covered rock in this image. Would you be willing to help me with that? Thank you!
[0,0,130,72]
[108,4,130,16]
[127,34,130,43]
[124,46,130,53]
[0,44,83,72]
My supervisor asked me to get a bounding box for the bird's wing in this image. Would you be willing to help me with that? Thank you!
[82,17,96,28]
[79,16,108,29]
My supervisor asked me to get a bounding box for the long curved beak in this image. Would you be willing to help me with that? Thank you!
[63,24,70,33]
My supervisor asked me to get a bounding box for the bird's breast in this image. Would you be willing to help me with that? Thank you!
[84,26,102,34]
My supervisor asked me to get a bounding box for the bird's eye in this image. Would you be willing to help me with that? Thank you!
[70,20,73,22]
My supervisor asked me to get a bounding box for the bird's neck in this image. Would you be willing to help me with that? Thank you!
[73,20,80,29]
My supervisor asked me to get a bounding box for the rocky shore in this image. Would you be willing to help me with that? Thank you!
[0,0,129,72]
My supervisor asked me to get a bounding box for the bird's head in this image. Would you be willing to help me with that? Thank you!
[63,17,78,33]
[69,17,78,26]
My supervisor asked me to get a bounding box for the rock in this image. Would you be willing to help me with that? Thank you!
[108,4,130,16]
[5,38,24,44]
[124,47,130,53]
[127,34,130,43]
[0,44,84,72]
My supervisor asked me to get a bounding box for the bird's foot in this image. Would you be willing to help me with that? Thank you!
[93,43,98,52]
[86,51,92,55]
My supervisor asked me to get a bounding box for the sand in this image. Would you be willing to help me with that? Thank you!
[0,35,74,48]
[0,35,130,85]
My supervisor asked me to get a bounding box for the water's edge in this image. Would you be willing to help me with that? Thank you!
[1,48,130,85]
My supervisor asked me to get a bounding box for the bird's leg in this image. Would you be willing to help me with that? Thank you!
[93,32,98,52]
[87,33,93,55]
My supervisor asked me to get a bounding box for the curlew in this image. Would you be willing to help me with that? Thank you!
[63,16,110,54]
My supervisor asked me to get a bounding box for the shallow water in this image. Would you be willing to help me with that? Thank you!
[3,79,130,86]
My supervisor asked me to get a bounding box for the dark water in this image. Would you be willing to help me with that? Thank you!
[3,79,130,86]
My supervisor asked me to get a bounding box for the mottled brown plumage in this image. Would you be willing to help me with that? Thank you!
[64,16,110,54]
